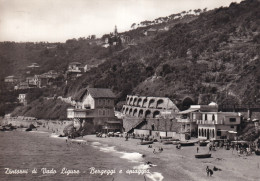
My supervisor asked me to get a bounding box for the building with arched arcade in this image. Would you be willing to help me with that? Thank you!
[122,95,179,119]
[122,95,180,135]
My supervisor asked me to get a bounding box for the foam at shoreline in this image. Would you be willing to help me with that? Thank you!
[89,140,165,181]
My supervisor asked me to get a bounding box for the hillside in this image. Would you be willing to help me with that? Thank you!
[66,0,260,108]
[0,0,260,117]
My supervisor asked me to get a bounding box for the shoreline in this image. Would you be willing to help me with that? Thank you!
[83,135,260,181]
[2,119,260,180]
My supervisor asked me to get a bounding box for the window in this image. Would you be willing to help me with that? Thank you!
[230,118,236,122]
[98,109,102,115]
[217,129,221,136]
[103,110,106,115]
[205,114,207,120]
[212,114,215,121]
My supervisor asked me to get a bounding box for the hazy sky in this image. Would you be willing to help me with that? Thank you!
[0,0,242,42]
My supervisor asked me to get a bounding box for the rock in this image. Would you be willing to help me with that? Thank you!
[25,128,32,131]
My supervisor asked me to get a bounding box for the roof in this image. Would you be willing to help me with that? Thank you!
[69,62,81,65]
[87,88,116,99]
[76,88,116,101]
[178,108,200,114]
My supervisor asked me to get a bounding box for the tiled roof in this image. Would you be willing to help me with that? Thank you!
[75,88,116,101]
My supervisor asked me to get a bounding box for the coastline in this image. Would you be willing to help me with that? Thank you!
[1,118,260,181]
[83,135,260,181]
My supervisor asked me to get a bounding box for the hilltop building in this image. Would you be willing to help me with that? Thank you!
[67,88,122,134]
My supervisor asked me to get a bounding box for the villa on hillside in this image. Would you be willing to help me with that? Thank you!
[67,88,122,133]
[4,76,19,83]
[66,62,91,79]
[18,94,27,105]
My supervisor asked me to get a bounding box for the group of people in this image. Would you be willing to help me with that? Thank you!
[152,147,164,154]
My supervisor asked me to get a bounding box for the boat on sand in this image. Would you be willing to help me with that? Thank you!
[195,153,211,158]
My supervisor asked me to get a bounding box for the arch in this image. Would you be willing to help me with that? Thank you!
[133,97,138,106]
[148,99,155,108]
[125,107,129,114]
[201,128,204,136]
[156,99,164,109]
[129,97,133,105]
[145,110,151,118]
[212,129,215,138]
[137,98,142,107]
[182,97,194,110]
[138,109,144,118]
[207,129,209,139]
[142,98,148,107]
[126,97,130,104]
[133,108,138,117]
[129,108,133,115]
[205,114,208,121]
[204,129,207,138]
[212,114,215,121]
[198,129,201,136]
[122,107,125,113]
[153,111,160,118]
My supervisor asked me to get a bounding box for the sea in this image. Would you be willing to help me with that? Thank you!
[0,130,166,181]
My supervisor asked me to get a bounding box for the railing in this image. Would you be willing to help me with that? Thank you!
[196,120,223,125]
[67,108,94,118]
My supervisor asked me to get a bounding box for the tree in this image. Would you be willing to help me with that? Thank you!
[131,23,136,29]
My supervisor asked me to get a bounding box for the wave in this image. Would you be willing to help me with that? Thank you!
[99,146,116,153]
[29,131,49,134]
[146,172,164,181]
[120,152,144,163]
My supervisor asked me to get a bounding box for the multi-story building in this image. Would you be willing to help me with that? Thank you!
[67,88,122,133]
[178,102,241,140]
[122,95,180,136]
[196,111,240,140]
[177,102,218,137]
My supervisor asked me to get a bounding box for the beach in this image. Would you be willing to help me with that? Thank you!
[1,118,260,181]
[83,135,260,181]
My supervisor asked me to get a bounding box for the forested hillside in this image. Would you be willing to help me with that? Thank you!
[0,0,260,116]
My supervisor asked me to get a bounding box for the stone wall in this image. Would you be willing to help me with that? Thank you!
[123,117,182,133]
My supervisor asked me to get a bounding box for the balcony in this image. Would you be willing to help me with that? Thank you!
[196,120,223,125]
[67,108,94,119]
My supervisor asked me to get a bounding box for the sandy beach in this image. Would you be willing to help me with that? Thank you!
[83,135,260,181]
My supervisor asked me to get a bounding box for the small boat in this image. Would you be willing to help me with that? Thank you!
[180,142,195,146]
[139,141,153,145]
[199,142,208,146]
[195,153,211,158]
[162,141,173,145]
[255,150,260,156]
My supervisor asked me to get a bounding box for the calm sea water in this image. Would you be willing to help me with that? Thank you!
[0,130,164,181]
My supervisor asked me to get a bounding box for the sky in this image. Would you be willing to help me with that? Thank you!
[0,0,242,42]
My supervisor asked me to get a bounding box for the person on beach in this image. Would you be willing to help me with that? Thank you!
[206,166,213,176]
[197,147,199,153]
[153,149,156,154]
